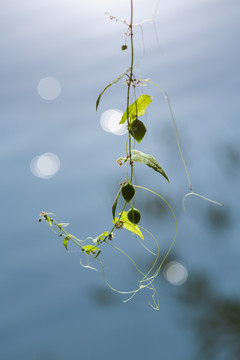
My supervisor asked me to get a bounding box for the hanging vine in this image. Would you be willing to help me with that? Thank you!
[39,0,221,310]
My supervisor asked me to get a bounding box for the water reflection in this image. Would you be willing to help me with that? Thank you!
[177,274,240,360]
[226,146,240,169]
[206,207,232,231]
[36,352,60,360]
[137,192,178,219]
[88,286,118,306]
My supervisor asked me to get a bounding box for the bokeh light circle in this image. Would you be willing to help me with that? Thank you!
[100,109,127,136]
[163,261,188,286]
[30,153,60,179]
[37,77,61,100]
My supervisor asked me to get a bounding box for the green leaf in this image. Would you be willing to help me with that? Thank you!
[120,94,152,124]
[98,231,109,241]
[100,231,109,239]
[96,68,131,111]
[129,119,147,143]
[82,245,100,254]
[45,215,52,227]
[122,45,127,51]
[131,150,170,182]
[112,184,124,219]
[113,211,144,240]
[63,235,70,250]
[94,250,101,259]
[93,231,109,245]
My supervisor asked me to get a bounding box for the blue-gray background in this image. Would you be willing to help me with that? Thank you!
[1,0,240,359]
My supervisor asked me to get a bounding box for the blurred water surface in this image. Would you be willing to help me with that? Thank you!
[1,0,240,359]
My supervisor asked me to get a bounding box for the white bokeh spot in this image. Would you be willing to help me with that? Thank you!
[30,153,60,179]
[100,109,127,136]
[37,77,61,100]
[164,261,188,286]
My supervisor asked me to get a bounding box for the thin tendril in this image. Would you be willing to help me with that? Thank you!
[80,257,98,272]
[143,79,193,191]
[183,191,222,212]
[134,185,178,285]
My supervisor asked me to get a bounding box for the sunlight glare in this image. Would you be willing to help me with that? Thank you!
[100,109,127,136]
[30,152,60,179]
[37,77,61,101]
[164,261,188,286]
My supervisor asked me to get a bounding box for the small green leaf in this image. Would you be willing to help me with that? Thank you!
[131,150,169,182]
[94,250,101,259]
[96,68,131,111]
[112,184,124,219]
[100,231,109,238]
[93,231,109,245]
[122,45,127,51]
[129,119,147,143]
[120,94,152,124]
[98,231,109,241]
[63,235,70,250]
[121,182,135,202]
[45,215,52,227]
[82,245,100,254]
[113,211,144,240]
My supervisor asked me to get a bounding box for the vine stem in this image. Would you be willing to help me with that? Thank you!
[126,0,134,183]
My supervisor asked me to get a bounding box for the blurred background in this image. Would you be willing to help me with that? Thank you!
[1,0,240,359]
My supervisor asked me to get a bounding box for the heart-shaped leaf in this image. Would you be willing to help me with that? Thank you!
[120,94,152,124]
